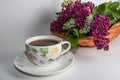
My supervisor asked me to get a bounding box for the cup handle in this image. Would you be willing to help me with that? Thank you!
[61,41,71,55]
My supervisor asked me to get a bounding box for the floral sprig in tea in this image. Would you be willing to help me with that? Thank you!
[50,0,120,50]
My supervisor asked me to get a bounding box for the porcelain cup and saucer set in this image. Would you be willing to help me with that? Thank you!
[14,35,75,76]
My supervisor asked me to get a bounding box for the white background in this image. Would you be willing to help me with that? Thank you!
[0,0,120,80]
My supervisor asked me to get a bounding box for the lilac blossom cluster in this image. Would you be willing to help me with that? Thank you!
[50,0,120,50]
[73,1,92,28]
[90,14,111,50]
[50,4,73,32]
[50,0,94,32]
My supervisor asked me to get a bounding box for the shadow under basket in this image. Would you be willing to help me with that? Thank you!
[51,21,120,47]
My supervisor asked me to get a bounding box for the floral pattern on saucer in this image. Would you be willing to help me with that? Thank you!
[14,50,75,76]
[14,52,26,67]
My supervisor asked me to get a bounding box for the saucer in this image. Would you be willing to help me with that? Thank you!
[13,51,75,76]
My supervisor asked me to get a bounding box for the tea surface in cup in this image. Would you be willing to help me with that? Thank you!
[28,39,59,46]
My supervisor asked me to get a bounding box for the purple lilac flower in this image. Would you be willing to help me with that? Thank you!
[82,2,95,13]
[73,0,93,29]
[90,14,111,50]
[50,4,73,32]
[50,0,94,32]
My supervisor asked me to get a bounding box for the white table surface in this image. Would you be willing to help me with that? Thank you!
[1,0,120,80]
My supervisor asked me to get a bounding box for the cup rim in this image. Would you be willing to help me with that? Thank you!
[25,35,62,47]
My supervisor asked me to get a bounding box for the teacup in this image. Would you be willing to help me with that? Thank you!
[25,35,71,66]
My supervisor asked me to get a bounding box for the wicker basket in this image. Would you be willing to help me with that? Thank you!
[51,21,120,47]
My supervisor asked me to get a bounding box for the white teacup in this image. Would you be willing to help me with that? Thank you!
[25,35,71,66]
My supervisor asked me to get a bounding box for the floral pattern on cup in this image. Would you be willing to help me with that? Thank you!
[39,47,48,53]
[39,47,48,63]
[47,44,61,59]
[31,47,37,53]
[48,59,54,63]
[28,53,37,61]
[39,60,44,64]
[25,35,71,66]
[27,46,59,65]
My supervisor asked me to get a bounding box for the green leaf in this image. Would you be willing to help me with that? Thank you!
[72,28,79,38]
[61,2,66,7]
[31,47,37,53]
[110,19,119,24]
[66,28,72,36]
[93,1,120,24]
[108,2,119,9]
[66,28,80,38]
[48,59,54,62]
[92,7,97,17]
[109,8,120,19]
[79,32,86,37]
[68,35,79,47]
[107,2,120,19]
[104,1,112,12]
[61,0,74,7]
[97,3,106,13]
[43,56,48,60]
[105,13,114,19]
[56,12,60,15]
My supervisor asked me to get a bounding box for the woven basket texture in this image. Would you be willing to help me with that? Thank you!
[51,22,120,47]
